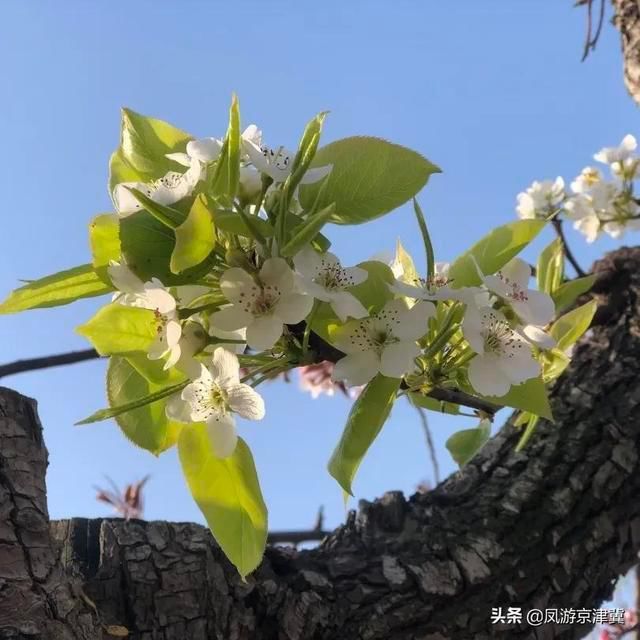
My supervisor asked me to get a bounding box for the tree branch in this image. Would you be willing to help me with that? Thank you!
[3,247,640,639]
[0,348,100,379]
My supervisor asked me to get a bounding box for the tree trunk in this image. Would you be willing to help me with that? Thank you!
[612,0,640,106]
[2,246,640,639]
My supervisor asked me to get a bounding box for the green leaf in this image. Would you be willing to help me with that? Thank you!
[109,148,144,195]
[179,429,267,578]
[120,210,216,285]
[171,195,216,274]
[78,363,186,426]
[541,348,571,383]
[446,420,491,467]
[101,356,186,454]
[537,237,564,295]
[413,198,435,280]
[550,300,598,352]
[280,203,336,257]
[515,413,541,451]
[89,214,121,283]
[119,108,192,176]
[448,220,546,287]
[127,188,186,229]
[486,376,553,420]
[409,392,460,415]
[213,210,274,238]
[552,274,596,314]
[0,264,112,314]
[328,374,400,495]
[76,304,157,356]
[299,136,440,225]
[211,95,241,202]
[125,351,186,385]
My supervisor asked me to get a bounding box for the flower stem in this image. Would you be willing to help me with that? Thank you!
[552,219,586,277]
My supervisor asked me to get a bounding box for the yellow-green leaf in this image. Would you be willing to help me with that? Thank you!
[171,195,216,273]
[76,304,157,356]
[550,300,598,352]
[299,136,440,225]
[537,237,564,295]
[89,214,121,283]
[552,274,596,314]
[446,419,491,467]
[97,356,185,454]
[328,374,400,495]
[0,264,112,314]
[179,429,267,578]
[448,220,546,287]
[486,376,553,420]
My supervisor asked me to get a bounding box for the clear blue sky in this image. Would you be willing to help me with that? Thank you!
[0,1,636,539]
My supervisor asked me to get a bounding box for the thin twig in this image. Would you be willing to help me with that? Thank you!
[580,0,607,61]
[552,219,587,277]
[267,506,328,545]
[0,348,100,379]
[414,405,440,485]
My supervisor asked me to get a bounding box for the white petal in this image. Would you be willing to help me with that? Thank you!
[165,152,192,167]
[242,124,262,146]
[220,267,256,303]
[394,300,435,340]
[141,286,176,315]
[329,291,369,322]
[206,414,238,459]
[210,305,253,331]
[293,245,323,279]
[332,351,379,385]
[500,338,540,383]
[380,341,420,378]
[513,290,555,326]
[246,315,283,351]
[163,343,182,370]
[299,164,333,184]
[210,347,240,385]
[520,324,556,349]
[107,261,144,294]
[274,293,314,324]
[164,320,182,348]
[165,394,192,423]
[468,355,511,397]
[260,257,295,292]
[226,383,265,420]
[187,137,222,163]
[243,138,270,173]
[343,265,368,287]
[390,280,426,299]
[500,258,531,289]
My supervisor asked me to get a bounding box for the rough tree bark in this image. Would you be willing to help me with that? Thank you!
[612,0,640,106]
[2,246,640,639]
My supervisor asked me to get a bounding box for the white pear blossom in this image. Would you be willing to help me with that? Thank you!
[478,257,555,327]
[516,177,565,220]
[293,246,368,321]
[166,348,265,458]
[594,134,638,178]
[108,262,182,369]
[243,128,332,185]
[463,307,540,397]
[332,299,434,385]
[390,262,489,307]
[564,194,601,243]
[570,166,602,194]
[210,258,313,351]
[113,151,205,217]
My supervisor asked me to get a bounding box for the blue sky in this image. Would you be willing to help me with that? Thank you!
[0,1,636,540]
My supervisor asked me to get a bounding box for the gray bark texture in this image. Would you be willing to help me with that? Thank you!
[612,0,640,106]
[2,246,640,639]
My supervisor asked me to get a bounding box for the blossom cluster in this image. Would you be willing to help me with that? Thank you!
[516,134,640,242]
